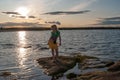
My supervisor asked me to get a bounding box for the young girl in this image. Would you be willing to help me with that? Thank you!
[48,25,61,61]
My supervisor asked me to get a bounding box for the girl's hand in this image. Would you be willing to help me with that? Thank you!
[59,42,61,46]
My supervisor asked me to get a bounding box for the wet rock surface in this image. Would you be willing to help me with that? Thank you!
[75,60,120,80]
[108,61,120,71]
[77,71,120,80]
[0,71,17,80]
[36,54,120,80]
[37,56,76,75]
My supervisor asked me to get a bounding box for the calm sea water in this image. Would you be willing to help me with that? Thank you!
[0,30,120,80]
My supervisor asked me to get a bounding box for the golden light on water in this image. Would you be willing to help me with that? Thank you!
[18,48,27,68]
[18,31,26,45]
[18,31,27,68]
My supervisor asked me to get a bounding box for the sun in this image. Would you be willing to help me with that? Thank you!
[16,7,29,17]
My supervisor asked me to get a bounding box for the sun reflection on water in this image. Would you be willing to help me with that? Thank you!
[18,31,26,45]
[18,31,27,69]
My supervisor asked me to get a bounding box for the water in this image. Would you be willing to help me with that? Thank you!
[0,30,120,80]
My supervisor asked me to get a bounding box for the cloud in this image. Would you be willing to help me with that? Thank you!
[43,10,90,15]
[95,17,120,25]
[2,11,27,19]
[0,22,41,27]
[19,16,26,18]
[2,11,37,19]
[101,17,120,21]
[11,15,26,18]
[2,11,20,15]
[6,13,37,19]
[28,16,36,18]
[38,18,41,20]
[45,21,61,25]
[70,0,98,11]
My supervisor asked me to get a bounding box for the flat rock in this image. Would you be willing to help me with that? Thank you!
[37,56,76,75]
[77,71,120,80]
[105,61,115,67]
[108,61,120,71]
[75,60,120,80]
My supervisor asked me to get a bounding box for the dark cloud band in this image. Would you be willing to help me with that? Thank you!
[2,12,20,15]
[43,10,90,15]
[102,17,120,21]
[45,21,61,25]
[29,16,36,18]
[96,17,120,25]
[0,22,40,27]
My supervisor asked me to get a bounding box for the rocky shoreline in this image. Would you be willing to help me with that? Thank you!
[37,54,120,80]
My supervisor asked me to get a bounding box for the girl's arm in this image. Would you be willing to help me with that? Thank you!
[59,34,61,46]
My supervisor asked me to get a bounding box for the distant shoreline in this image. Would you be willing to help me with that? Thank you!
[0,27,120,32]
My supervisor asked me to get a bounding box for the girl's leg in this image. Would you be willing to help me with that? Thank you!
[55,48,59,58]
[51,49,55,60]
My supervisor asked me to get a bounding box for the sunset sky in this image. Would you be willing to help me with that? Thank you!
[0,0,120,27]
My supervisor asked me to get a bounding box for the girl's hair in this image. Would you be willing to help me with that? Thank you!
[51,25,58,30]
